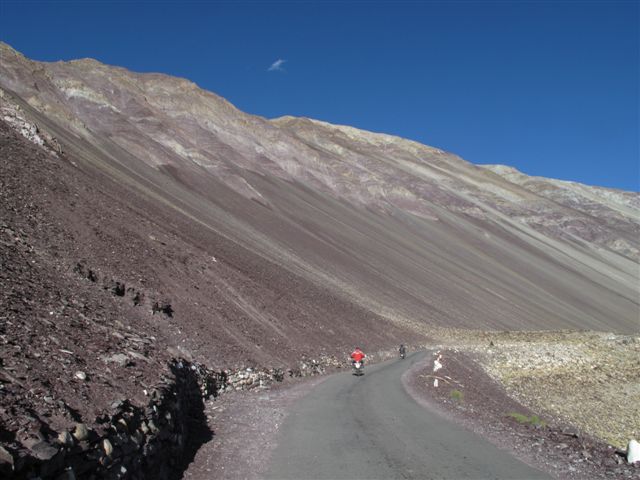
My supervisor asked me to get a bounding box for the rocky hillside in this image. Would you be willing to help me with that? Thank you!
[432,329,640,451]
[0,42,638,476]
[408,332,639,480]
[1,43,637,343]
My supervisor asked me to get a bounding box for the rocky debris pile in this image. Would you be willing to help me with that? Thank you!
[0,269,169,450]
[428,328,640,450]
[451,331,640,450]
[224,367,284,391]
[407,348,639,479]
[0,125,176,478]
[0,358,222,479]
[222,354,345,392]
[0,351,369,479]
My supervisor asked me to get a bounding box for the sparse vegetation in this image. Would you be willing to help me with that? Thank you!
[431,328,640,449]
[506,412,545,426]
[450,389,463,401]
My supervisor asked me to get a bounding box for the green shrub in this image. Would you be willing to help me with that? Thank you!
[506,412,530,423]
[529,415,545,426]
[506,412,546,427]
[450,389,463,401]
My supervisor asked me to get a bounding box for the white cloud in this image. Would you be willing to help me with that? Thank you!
[268,59,286,72]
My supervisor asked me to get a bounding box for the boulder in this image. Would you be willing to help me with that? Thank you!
[57,430,74,447]
[72,423,89,442]
[29,440,59,460]
[103,353,130,367]
[103,439,113,457]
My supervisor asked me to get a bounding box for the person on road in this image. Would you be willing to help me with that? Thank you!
[399,344,407,359]
[350,347,365,365]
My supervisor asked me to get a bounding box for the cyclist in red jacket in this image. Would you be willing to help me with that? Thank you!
[350,347,365,364]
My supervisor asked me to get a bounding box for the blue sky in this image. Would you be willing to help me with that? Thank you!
[1,1,638,191]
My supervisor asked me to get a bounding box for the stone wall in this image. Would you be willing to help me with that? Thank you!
[1,353,352,479]
[2,359,221,479]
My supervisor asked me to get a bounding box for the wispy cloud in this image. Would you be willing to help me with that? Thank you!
[268,59,286,72]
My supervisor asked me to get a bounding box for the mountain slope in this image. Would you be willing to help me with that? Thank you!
[1,42,638,364]
[3,42,639,480]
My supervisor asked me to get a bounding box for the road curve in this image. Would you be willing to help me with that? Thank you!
[266,351,551,479]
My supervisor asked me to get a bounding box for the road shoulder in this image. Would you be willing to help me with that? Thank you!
[182,375,327,480]
[403,349,636,479]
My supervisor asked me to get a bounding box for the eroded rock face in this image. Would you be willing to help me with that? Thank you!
[2,42,637,263]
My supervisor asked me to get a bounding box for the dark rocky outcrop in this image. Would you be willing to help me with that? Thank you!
[2,359,215,480]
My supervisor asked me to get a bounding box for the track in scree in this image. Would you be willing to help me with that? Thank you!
[267,351,551,479]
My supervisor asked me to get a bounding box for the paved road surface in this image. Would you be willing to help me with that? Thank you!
[267,351,551,479]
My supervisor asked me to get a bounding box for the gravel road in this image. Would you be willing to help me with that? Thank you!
[266,351,551,479]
